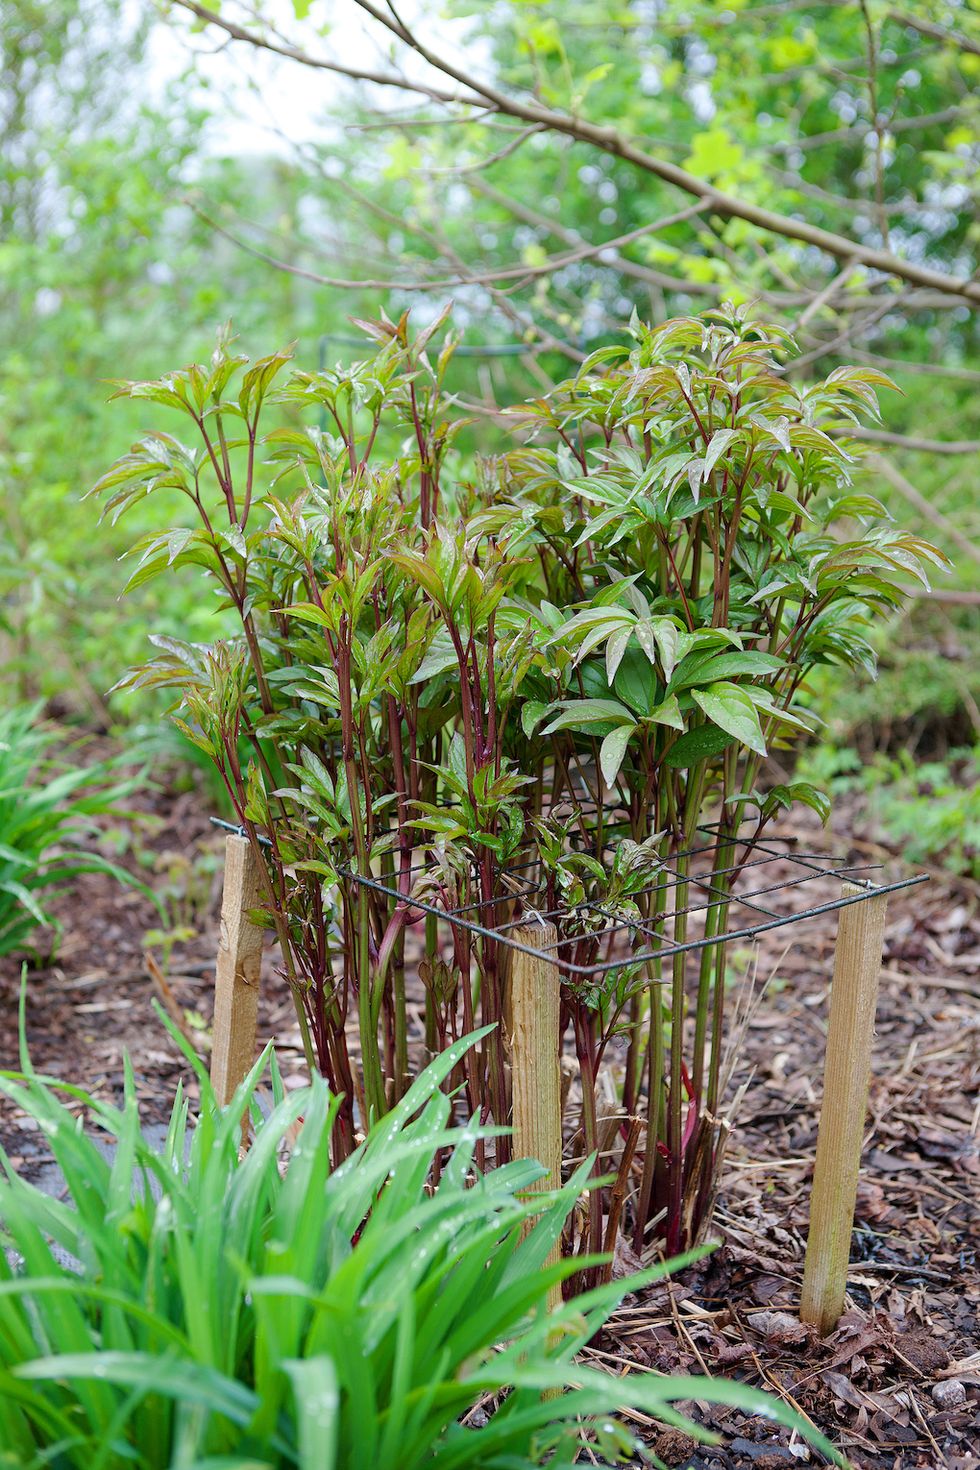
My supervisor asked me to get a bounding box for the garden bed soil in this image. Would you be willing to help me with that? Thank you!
[1,773,977,1469]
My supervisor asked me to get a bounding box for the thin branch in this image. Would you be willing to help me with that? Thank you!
[418,181,586,363]
[796,259,858,330]
[347,110,517,132]
[468,178,973,313]
[186,199,432,289]
[887,10,980,58]
[566,0,851,27]
[187,194,706,293]
[766,105,962,154]
[170,0,486,106]
[768,165,948,218]
[848,347,980,384]
[323,169,585,365]
[427,122,545,175]
[867,453,980,564]
[908,588,980,606]
[836,427,980,455]
[786,296,899,372]
[467,175,734,301]
[169,0,980,308]
[668,0,850,22]
[859,0,891,248]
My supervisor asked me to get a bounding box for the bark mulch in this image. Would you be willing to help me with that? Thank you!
[0,778,977,1469]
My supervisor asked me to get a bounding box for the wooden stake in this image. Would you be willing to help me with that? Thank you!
[210,834,265,1108]
[801,881,889,1335]
[509,921,563,1309]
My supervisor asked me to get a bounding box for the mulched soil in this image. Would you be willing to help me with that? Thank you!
[1,768,977,1469]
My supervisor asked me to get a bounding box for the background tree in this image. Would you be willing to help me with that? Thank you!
[0,0,377,715]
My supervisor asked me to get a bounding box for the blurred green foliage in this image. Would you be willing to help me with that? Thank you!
[0,0,375,718]
[799,741,980,879]
[0,703,152,955]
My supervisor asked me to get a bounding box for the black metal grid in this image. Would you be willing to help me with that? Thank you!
[345,824,927,978]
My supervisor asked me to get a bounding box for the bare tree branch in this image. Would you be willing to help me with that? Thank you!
[768,165,951,218]
[169,0,980,308]
[837,427,980,455]
[858,0,891,248]
[868,453,980,564]
[427,123,545,175]
[185,194,706,293]
[467,178,973,313]
[849,348,980,384]
[887,9,980,58]
[796,260,859,330]
[320,172,586,364]
[786,297,900,372]
[170,0,486,106]
[466,176,734,301]
[909,588,980,606]
[766,105,963,153]
[413,185,586,364]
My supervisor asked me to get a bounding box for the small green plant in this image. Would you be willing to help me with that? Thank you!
[92,307,945,1257]
[0,703,149,955]
[141,844,222,974]
[800,742,980,879]
[0,1020,839,1468]
[872,748,979,876]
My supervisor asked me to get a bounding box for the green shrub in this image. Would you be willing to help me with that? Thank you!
[0,1022,838,1468]
[0,703,149,955]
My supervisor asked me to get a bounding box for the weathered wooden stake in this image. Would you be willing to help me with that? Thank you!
[801,881,889,1334]
[509,920,563,1311]
[210,833,265,1109]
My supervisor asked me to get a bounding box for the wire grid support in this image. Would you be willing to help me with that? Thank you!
[344,823,927,979]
